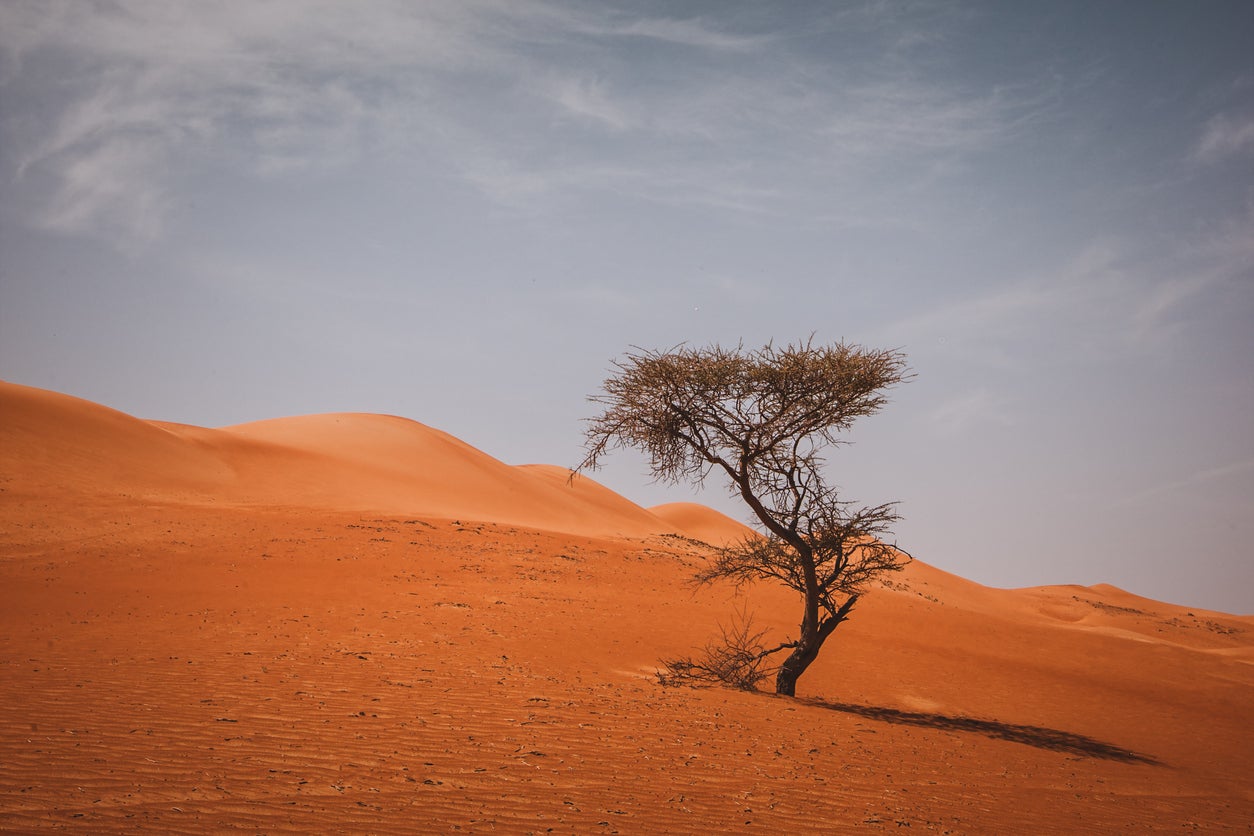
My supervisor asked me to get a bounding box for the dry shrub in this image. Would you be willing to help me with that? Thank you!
[658,608,779,691]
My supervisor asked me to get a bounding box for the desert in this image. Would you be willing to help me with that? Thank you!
[1,379,1251,833]
[6,3,1253,831]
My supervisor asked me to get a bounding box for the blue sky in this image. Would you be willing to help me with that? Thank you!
[2,1,1251,612]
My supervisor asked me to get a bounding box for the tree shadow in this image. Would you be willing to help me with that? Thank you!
[801,698,1161,765]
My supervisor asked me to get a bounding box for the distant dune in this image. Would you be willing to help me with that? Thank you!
[648,501,756,547]
[2,380,1251,831]
[1,380,674,538]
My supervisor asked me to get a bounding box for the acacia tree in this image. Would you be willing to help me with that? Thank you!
[578,339,911,697]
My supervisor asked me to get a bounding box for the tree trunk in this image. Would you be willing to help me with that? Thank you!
[773,594,859,697]
[774,645,812,696]
[774,626,827,695]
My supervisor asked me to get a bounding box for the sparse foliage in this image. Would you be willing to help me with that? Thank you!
[579,339,911,696]
[658,607,781,691]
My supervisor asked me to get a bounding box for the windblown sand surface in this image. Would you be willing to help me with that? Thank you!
[2,380,1252,832]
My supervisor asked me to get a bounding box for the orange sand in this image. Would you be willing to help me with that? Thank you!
[2,380,1251,832]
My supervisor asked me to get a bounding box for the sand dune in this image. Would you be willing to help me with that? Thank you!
[1,380,670,538]
[2,381,1251,831]
[0,380,236,496]
[648,501,757,547]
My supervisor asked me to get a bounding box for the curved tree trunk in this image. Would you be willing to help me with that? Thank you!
[775,642,818,696]
[774,594,859,696]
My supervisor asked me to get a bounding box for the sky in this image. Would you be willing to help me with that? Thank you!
[1,1,1251,613]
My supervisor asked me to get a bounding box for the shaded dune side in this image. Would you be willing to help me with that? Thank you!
[0,381,672,539]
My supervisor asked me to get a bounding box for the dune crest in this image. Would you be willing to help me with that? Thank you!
[0,381,670,538]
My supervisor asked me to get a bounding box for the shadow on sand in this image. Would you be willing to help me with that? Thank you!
[802,699,1160,764]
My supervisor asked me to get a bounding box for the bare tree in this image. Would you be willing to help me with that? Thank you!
[578,339,911,696]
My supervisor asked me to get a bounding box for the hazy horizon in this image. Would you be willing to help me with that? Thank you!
[1,1,1251,613]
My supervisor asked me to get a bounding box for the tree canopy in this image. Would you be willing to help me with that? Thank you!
[579,339,911,696]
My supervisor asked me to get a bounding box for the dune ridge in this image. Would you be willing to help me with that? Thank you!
[2,380,680,539]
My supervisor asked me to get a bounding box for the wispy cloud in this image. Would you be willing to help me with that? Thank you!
[1,0,1048,248]
[545,75,633,131]
[928,388,1013,436]
[871,240,1122,364]
[584,14,769,51]
[1113,457,1254,509]
[821,80,1036,159]
[1130,200,1254,344]
[1,0,517,241]
[875,212,1251,367]
[1192,111,1254,164]
[38,132,170,244]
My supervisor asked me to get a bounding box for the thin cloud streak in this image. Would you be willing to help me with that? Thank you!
[1112,458,1254,509]
[579,14,771,51]
[1192,111,1254,164]
[876,219,1249,368]
[928,389,1013,437]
